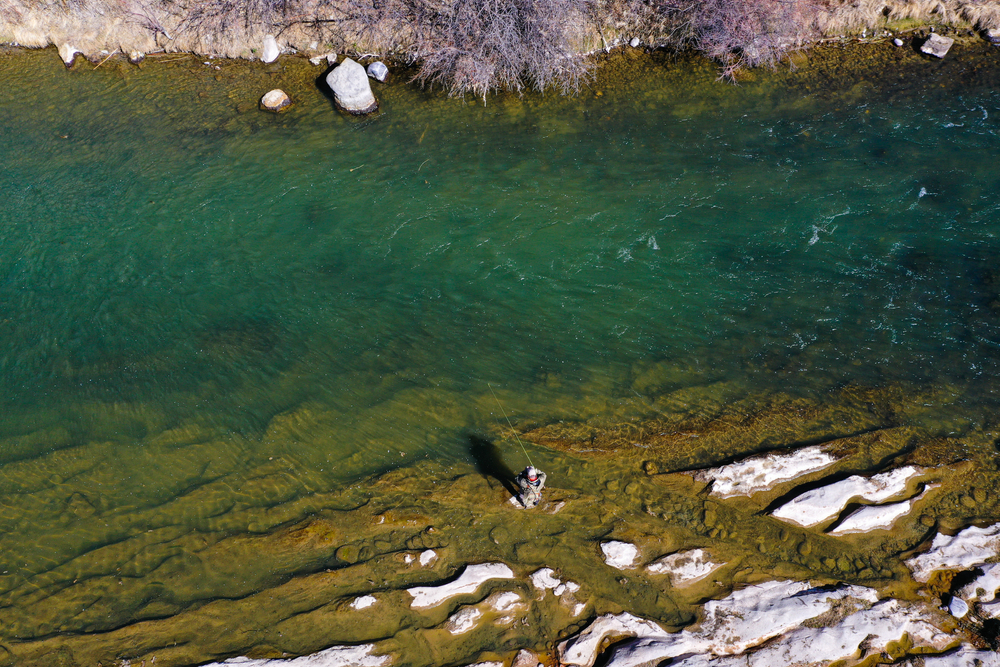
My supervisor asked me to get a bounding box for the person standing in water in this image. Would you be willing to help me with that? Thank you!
[516,466,546,508]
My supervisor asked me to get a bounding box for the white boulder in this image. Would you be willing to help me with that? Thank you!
[921,33,955,58]
[260,89,291,112]
[261,34,280,63]
[367,61,389,82]
[58,44,81,67]
[326,57,378,114]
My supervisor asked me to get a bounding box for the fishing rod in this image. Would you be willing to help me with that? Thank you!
[487,383,534,468]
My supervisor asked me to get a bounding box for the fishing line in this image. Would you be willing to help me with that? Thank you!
[487,383,534,467]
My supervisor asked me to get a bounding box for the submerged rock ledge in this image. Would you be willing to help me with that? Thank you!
[6,380,1000,667]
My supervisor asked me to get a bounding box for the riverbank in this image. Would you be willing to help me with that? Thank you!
[3,0,1000,95]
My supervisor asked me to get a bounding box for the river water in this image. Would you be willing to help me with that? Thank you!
[2,41,1000,666]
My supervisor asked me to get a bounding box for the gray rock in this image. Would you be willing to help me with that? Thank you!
[367,61,389,82]
[986,28,1000,44]
[261,34,280,63]
[893,38,904,47]
[326,57,378,114]
[260,89,291,112]
[629,37,640,48]
[948,596,969,618]
[58,43,81,67]
[920,32,954,58]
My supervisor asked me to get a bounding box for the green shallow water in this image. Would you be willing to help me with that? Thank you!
[2,41,1000,665]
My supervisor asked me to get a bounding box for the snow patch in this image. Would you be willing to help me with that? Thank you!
[772,466,924,528]
[958,563,1000,604]
[530,567,561,591]
[695,446,838,498]
[487,591,525,613]
[601,541,639,569]
[419,549,437,566]
[349,595,376,610]
[905,523,1000,582]
[921,647,1000,666]
[204,644,389,666]
[646,549,722,585]
[408,563,515,608]
[447,607,483,635]
[828,484,935,535]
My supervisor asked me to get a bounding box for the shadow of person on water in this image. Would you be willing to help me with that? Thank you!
[468,435,519,497]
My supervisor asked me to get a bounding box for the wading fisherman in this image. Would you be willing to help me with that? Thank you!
[516,465,546,509]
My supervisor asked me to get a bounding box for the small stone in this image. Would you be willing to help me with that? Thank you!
[366,61,389,82]
[961,494,977,508]
[128,50,145,64]
[920,32,954,58]
[798,541,812,556]
[986,28,1000,44]
[949,596,969,618]
[58,43,81,67]
[326,57,378,114]
[261,34,280,63]
[972,487,987,503]
[629,37,640,48]
[893,38,904,47]
[642,460,659,475]
[310,52,335,66]
[260,89,291,112]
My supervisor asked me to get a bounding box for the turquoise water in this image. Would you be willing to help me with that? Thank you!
[2,43,1000,662]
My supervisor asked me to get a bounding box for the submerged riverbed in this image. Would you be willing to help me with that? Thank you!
[2,40,1000,666]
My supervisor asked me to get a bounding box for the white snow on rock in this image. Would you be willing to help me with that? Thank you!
[419,549,437,566]
[349,595,376,610]
[772,466,924,528]
[486,591,525,613]
[646,549,722,585]
[957,562,1000,604]
[601,541,639,569]
[658,599,955,667]
[905,523,1000,582]
[559,612,672,667]
[694,445,838,498]
[203,643,389,666]
[465,663,503,667]
[447,607,483,635]
[530,567,562,590]
[407,563,514,608]
[828,484,935,535]
[404,554,414,564]
[559,580,877,667]
[921,647,1000,666]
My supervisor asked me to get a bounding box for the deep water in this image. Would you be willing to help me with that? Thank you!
[2,41,1000,665]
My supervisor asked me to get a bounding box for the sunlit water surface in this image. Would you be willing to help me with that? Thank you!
[2,41,1000,664]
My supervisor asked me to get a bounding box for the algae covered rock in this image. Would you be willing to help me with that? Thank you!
[326,57,378,114]
[260,89,291,112]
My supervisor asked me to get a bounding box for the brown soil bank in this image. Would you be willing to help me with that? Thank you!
[3,0,1000,96]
